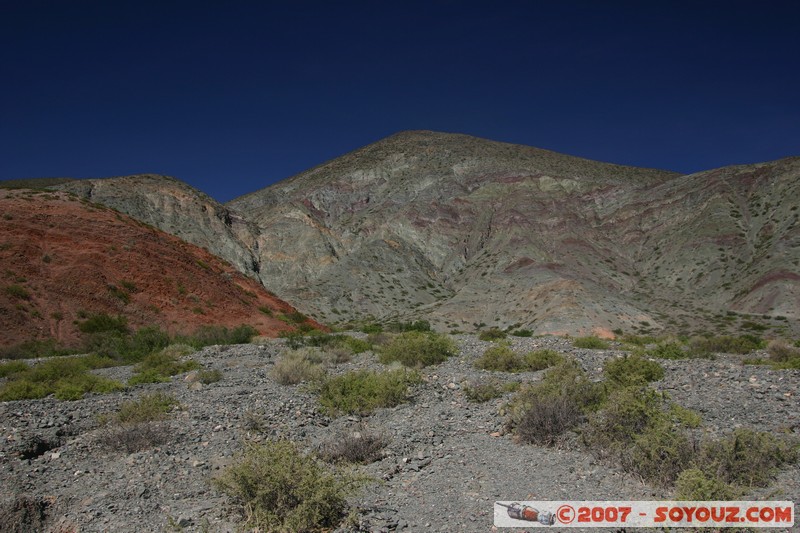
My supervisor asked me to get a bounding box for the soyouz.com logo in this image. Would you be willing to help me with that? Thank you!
[493,501,795,528]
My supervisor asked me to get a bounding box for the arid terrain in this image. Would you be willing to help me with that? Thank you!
[1,131,799,532]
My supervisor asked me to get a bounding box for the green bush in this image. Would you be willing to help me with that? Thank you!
[213,440,369,532]
[0,355,125,401]
[603,354,665,388]
[463,381,519,403]
[510,329,533,337]
[585,386,667,448]
[523,349,564,371]
[197,369,223,384]
[620,334,661,346]
[623,418,693,487]
[573,336,610,349]
[318,369,420,416]
[690,334,764,356]
[128,348,200,385]
[645,341,687,359]
[5,284,31,300]
[378,331,456,368]
[694,428,798,488]
[478,328,506,341]
[767,339,800,363]
[474,342,521,372]
[115,392,178,424]
[78,313,129,335]
[386,319,431,332]
[674,468,740,500]
[271,350,327,385]
[0,338,77,360]
[508,360,604,445]
[0,360,28,378]
[181,324,258,348]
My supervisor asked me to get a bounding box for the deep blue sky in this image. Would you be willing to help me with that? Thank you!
[2,1,799,202]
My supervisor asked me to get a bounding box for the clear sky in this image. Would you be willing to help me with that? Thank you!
[2,1,798,202]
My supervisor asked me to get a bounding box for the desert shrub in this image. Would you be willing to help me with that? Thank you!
[523,349,564,371]
[645,341,687,359]
[620,334,661,346]
[474,342,522,372]
[585,386,667,449]
[386,319,431,332]
[77,313,129,335]
[510,329,533,337]
[214,440,369,532]
[674,468,740,500]
[97,421,172,453]
[128,349,200,385]
[318,369,420,416]
[514,393,583,446]
[52,373,124,400]
[767,339,800,363]
[463,381,519,403]
[0,360,28,378]
[0,338,77,360]
[271,350,327,385]
[378,331,456,368]
[478,328,506,341]
[623,418,693,487]
[125,326,171,360]
[197,369,223,384]
[690,334,764,356]
[669,404,702,428]
[182,324,258,348]
[318,430,389,464]
[5,284,31,300]
[694,428,798,488]
[603,354,665,388]
[0,355,124,401]
[573,336,609,349]
[115,392,178,424]
[508,360,604,445]
[0,379,48,401]
[360,323,383,334]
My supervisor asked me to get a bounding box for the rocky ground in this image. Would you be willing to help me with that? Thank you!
[0,335,798,532]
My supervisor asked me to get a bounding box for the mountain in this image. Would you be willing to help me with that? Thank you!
[227,131,800,336]
[53,174,260,279]
[27,130,799,338]
[0,189,318,349]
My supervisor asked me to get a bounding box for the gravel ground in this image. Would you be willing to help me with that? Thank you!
[0,335,798,532]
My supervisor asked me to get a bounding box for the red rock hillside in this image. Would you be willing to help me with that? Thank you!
[0,189,322,349]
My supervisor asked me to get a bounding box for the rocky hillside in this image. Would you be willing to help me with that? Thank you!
[0,189,318,349]
[228,131,800,336]
[28,131,799,338]
[53,175,260,280]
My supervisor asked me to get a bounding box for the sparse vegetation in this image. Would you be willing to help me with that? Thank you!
[573,336,609,349]
[318,369,420,416]
[689,334,764,356]
[271,349,327,385]
[128,347,200,385]
[213,440,370,532]
[463,380,519,403]
[98,392,178,453]
[378,331,456,368]
[5,284,30,300]
[0,355,125,401]
[475,343,563,373]
[318,430,389,464]
[478,328,506,341]
[603,354,665,387]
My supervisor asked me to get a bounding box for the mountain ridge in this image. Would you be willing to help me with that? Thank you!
[14,130,799,337]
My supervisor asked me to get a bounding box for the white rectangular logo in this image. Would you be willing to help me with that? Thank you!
[494,501,795,528]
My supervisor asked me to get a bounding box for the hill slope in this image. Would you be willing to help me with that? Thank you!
[0,189,317,349]
[228,131,800,335]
